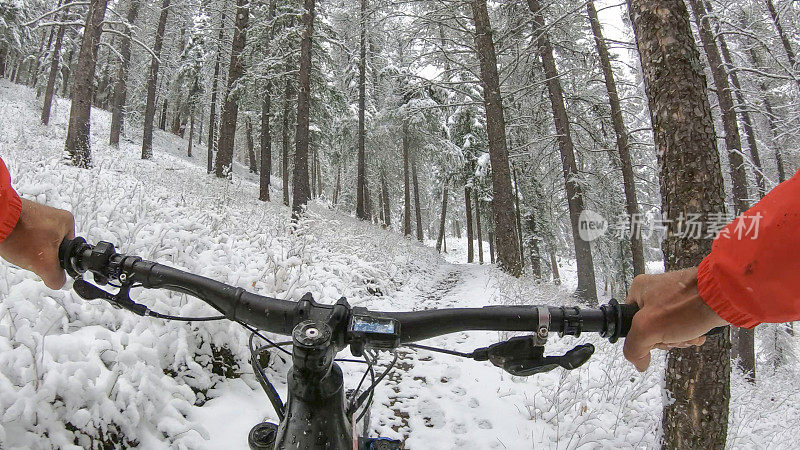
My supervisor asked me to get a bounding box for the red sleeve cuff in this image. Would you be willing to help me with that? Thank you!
[696,256,760,329]
[0,187,21,243]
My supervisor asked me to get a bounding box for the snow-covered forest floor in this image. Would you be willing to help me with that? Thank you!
[1,81,799,449]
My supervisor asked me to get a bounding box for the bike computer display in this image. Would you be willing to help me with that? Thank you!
[348,315,401,350]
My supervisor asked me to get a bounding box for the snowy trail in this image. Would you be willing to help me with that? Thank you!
[1,81,799,449]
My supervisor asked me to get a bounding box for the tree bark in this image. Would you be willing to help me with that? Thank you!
[470,0,521,276]
[475,195,483,263]
[207,11,226,174]
[381,167,391,228]
[527,0,597,299]
[587,0,646,276]
[282,78,293,206]
[141,0,170,160]
[527,214,542,278]
[215,0,250,178]
[355,0,369,220]
[246,117,257,173]
[0,46,6,78]
[291,0,315,213]
[465,186,474,262]
[436,184,448,252]
[512,164,525,269]
[402,121,412,236]
[63,0,109,168]
[187,113,194,157]
[260,96,272,201]
[159,98,168,131]
[109,0,140,144]
[628,0,731,447]
[411,144,423,242]
[41,2,71,126]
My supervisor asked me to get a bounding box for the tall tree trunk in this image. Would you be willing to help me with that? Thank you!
[689,0,755,382]
[402,122,412,236]
[214,0,250,178]
[411,145,423,241]
[527,214,542,278]
[381,167,391,228]
[260,96,272,201]
[109,0,141,144]
[332,159,342,205]
[512,164,525,269]
[465,186,474,262]
[470,0,522,276]
[475,195,483,263]
[628,0,730,447]
[282,78,293,206]
[0,46,7,77]
[159,98,168,131]
[187,113,195,157]
[291,0,315,213]
[63,0,109,168]
[587,0,646,276]
[488,231,495,263]
[215,0,250,178]
[207,10,226,174]
[436,184,448,252]
[41,2,71,126]
[527,0,597,299]
[141,0,170,160]
[765,0,800,93]
[246,117,257,173]
[355,0,369,220]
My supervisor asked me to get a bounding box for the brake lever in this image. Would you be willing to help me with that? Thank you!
[72,278,148,316]
[503,344,595,376]
[470,335,595,377]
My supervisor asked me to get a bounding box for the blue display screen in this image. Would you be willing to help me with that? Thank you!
[352,317,395,334]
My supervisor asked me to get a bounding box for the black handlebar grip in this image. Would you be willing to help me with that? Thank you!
[618,301,727,339]
[59,236,88,278]
[617,302,639,338]
[58,238,73,269]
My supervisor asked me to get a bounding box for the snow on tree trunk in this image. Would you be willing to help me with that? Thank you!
[215,0,250,178]
[628,0,731,447]
[291,0,315,213]
[282,79,293,206]
[436,184,448,252]
[109,0,141,145]
[586,0,646,277]
[527,0,597,299]
[470,0,521,277]
[465,186,474,262]
[260,96,272,202]
[64,0,109,168]
[355,0,369,220]
[207,10,226,174]
[141,0,171,160]
[41,2,71,126]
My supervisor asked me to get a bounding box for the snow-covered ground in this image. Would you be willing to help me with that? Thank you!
[1,80,799,449]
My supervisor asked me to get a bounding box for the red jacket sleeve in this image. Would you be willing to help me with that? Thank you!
[697,168,800,328]
[0,158,22,243]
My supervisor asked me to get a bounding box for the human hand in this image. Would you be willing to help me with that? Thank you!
[0,198,75,289]
[622,267,729,371]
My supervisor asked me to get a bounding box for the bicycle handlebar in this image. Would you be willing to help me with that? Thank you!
[59,237,639,345]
